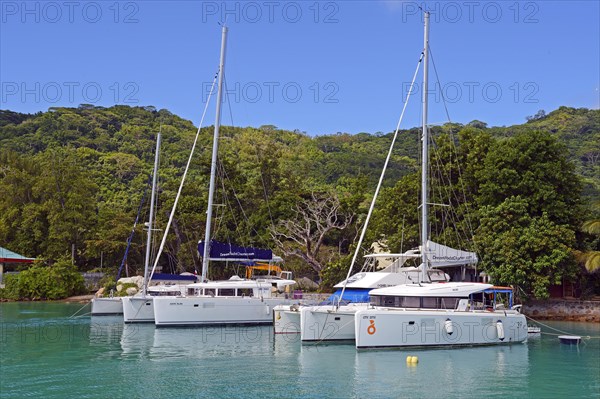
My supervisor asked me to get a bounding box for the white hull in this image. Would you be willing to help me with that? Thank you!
[91,297,123,315]
[300,304,368,342]
[154,296,294,326]
[354,308,527,349]
[122,296,155,323]
[273,305,301,334]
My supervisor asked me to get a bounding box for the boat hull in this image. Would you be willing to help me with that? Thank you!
[300,304,368,342]
[91,297,123,315]
[273,305,301,334]
[153,296,294,326]
[122,296,155,323]
[354,308,527,349]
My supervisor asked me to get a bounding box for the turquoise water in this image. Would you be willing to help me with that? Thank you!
[1,303,598,399]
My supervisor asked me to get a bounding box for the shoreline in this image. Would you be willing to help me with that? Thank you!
[523,298,600,323]
[0,294,95,304]
[2,296,599,323]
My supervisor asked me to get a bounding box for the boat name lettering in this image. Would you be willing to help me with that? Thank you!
[219,251,255,257]
[432,255,475,261]
[169,302,183,305]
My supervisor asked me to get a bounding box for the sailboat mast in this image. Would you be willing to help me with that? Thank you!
[201,25,228,282]
[420,11,430,283]
[143,131,161,295]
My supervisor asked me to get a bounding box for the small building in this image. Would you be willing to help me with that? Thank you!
[0,246,35,286]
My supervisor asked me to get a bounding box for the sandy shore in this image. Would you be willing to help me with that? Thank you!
[61,294,95,303]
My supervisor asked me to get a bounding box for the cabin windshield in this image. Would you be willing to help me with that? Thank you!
[428,270,448,282]
[469,287,513,310]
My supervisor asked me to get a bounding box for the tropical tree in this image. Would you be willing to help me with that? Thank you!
[476,197,578,299]
[270,192,354,274]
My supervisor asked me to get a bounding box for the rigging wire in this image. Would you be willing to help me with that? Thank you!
[148,70,219,281]
[116,177,150,281]
[219,73,269,248]
[148,123,162,274]
[337,51,424,308]
[223,75,235,127]
[428,45,452,124]
[428,45,479,256]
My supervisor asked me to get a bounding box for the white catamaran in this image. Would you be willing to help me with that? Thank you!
[298,245,474,342]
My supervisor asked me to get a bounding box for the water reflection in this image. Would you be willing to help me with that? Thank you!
[352,344,530,399]
[149,325,278,360]
[81,316,596,399]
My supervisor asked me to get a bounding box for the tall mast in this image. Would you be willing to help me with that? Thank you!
[201,25,228,282]
[143,130,161,295]
[420,11,430,283]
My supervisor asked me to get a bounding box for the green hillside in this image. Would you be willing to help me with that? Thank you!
[1,105,598,299]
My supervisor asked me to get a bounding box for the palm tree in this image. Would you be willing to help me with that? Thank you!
[578,203,600,273]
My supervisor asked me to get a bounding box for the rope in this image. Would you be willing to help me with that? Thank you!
[525,314,600,340]
[69,302,91,318]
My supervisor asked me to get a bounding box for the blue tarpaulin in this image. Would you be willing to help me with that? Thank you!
[326,288,371,303]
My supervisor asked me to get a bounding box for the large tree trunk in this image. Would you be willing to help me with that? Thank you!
[270,192,354,273]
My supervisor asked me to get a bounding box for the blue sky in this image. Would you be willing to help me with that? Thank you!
[1,1,599,135]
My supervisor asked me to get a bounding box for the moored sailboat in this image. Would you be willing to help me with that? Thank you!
[122,129,163,323]
[152,26,295,327]
[353,11,527,349]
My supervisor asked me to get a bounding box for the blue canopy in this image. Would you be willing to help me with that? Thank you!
[198,240,273,262]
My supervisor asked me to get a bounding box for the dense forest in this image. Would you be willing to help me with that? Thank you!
[0,105,598,299]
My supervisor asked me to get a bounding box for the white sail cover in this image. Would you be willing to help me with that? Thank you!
[425,240,478,267]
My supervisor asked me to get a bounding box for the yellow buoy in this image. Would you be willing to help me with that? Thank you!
[406,356,419,364]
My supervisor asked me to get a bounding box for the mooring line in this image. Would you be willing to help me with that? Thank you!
[525,314,599,340]
[69,302,91,318]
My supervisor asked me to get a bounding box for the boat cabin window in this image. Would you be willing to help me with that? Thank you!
[440,298,460,309]
[187,287,198,296]
[401,297,419,308]
[204,288,216,297]
[218,288,235,296]
[237,288,253,297]
[151,290,180,297]
[382,296,397,307]
[421,297,438,309]
[372,296,466,309]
